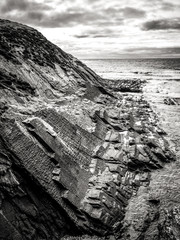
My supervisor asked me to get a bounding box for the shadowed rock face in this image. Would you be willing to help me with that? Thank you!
[0,19,179,240]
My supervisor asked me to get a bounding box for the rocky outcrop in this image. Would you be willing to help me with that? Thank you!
[103,79,144,93]
[1,94,175,239]
[164,97,180,105]
[0,19,178,239]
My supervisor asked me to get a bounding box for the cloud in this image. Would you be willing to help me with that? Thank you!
[161,2,176,10]
[142,18,180,30]
[2,7,123,28]
[75,34,113,38]
[74,27,119,39]
[0,0,51,13]
[123,7,146,18]
[2,11,103,28]
[104,6,146,19]
[0,0,53,27]
[0,0,116,28]
[0,0,143,29]
[27,11,45,21]
[41,12,87,27]
[161,1,180,11]
[41,11,108,28]
[1,0,28,12]
[74,34,90,38]
[92,34,112,38]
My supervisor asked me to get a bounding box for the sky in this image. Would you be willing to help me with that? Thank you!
[0,0,180,59]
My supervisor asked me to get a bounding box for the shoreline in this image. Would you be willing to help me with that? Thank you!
[120,79,180,239]
[143,79,180,157]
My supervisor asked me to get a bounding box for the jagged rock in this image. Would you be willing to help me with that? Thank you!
[103,79,145,93]
[164,97,180,105]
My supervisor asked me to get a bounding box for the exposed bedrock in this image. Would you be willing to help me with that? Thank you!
[0,19,179,239]
[0,95,176,239]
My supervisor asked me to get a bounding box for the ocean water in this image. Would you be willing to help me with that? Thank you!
[83,58,180,81]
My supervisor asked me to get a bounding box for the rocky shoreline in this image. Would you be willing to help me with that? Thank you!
[0,19,179,240]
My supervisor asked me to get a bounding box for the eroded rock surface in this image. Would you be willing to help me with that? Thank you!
[0,19,179,240]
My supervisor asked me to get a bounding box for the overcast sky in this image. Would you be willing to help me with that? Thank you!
[0,0,180,59]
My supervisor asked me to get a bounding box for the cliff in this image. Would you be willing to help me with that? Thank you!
[0,19,179,240]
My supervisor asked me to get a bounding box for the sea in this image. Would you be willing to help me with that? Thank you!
[83,58,180,81]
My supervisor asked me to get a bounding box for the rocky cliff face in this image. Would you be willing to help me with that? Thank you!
[0,19,179,240]
[0,19,109,103]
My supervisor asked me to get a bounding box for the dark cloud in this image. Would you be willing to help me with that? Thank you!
[74,28,118,39]
[1,0,28,12]
[92,34,111,38]
[2,6,123,28]
[94,19,124,27]
[2,11,99,28]
[74,34,90,38]
[27,12,45,21]
[161,2,176,10]
[161,1,180,11]
[0,0,51,13]
[123,7,146,18]
[75,34,113,38]
[43,12,86,27]
[1,0,122,28]
[37,12,106,28]
[142,18,180,31]
[0,0,143,29]
[104,7,146,19]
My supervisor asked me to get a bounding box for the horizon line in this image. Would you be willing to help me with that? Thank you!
[81,57,180,60]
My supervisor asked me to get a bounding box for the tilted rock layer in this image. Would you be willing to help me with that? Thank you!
[0,19,179,239]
